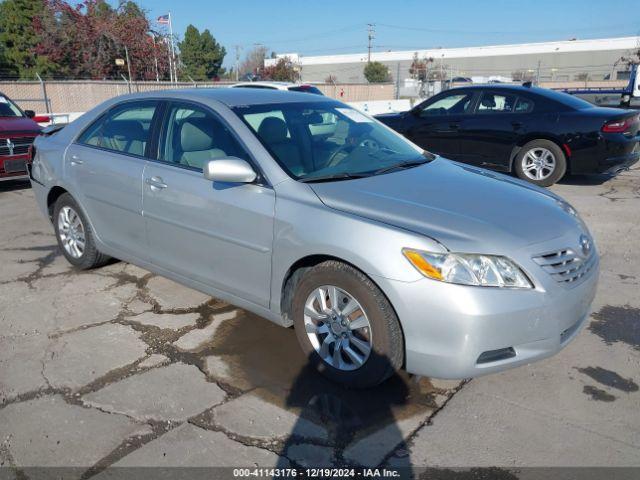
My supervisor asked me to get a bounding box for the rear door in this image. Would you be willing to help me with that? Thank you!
[142,100,275,307]
[403,90,477,159]
[66,100,160,261]
[457,90,532,170]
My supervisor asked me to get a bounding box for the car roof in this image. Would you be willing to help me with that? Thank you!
[445,84,546,94]
[232,81,295,89]
[114,87,334,107]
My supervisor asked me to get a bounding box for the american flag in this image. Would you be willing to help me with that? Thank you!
[157,14,169,24]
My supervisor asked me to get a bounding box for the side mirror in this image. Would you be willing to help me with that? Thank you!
[203,157,257,183]
[24,110,36,118]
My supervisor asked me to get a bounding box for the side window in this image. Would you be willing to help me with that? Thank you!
[419,92,474,117]
[477,93,516,113]
[159,103,250,171]
[515,97,535,113]
[78,102,157,156]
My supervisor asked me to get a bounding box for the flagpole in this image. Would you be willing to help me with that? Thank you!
[168,11,177,83]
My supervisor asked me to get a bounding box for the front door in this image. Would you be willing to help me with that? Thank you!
[143,101,275,307]
[404,90,477,159]
[66,100,159,261]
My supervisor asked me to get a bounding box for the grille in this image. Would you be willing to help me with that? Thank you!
[0,136,35,157]
[533,248,596,285]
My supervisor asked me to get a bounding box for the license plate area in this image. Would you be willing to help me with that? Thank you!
[4,159,27,173]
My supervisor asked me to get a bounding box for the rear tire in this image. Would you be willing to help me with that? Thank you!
[291,261,404,388]
[53,193,111,269]
[514,139,566,187]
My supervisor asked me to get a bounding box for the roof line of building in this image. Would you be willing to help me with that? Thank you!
[266,36,640,66]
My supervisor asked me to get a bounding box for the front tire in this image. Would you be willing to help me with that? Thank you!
[53,193,111,269]
[291,261,404,388]
[514,139,566,187]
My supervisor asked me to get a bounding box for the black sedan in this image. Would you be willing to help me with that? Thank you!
[376,85,640,186]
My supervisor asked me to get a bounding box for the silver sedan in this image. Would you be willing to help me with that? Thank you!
[30,89,599,387]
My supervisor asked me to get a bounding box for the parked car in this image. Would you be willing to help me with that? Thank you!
[376,85,640,186]
[31,89,598,387]
[231,81,324,95]
[0,92,41,181]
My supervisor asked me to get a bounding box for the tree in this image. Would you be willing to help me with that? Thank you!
[262,57,299,82]
[512,69,535,82]
[178,24,226,81]
[364,61,390,83]
[239,45,268,78]
[409,52,433,81]
[0,0,54,78]
[34,0,172,80]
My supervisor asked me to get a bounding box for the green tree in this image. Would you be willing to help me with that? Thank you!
[364,61,390,83]
[178,24,226,80]
[0,0,53,78]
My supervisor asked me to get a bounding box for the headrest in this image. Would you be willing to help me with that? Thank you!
[258,117,288,143]
[481,96,496,108]
[104,120,145,139]
[180,118,214,152]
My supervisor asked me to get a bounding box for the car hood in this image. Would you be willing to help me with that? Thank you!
[309,158,582,253]
[0,116,41,134]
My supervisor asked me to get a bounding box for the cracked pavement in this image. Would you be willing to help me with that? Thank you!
[0,166,639,476]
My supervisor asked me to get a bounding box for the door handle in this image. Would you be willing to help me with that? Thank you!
[449,122,460,130]
[70,155,83,166]
[145,176,168,190]
[511,121,523,129]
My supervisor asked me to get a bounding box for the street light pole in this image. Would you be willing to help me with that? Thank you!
[124,45,132,83]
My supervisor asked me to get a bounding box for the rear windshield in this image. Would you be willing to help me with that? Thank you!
[0,96,24,117]
[288,85,323,95]
[537,88,595,110]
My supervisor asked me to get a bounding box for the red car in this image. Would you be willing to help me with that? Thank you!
[0,93,41,181]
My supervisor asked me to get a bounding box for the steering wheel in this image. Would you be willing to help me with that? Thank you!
[326,138,380,168]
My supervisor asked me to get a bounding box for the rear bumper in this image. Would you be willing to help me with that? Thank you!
[597,150,640,174]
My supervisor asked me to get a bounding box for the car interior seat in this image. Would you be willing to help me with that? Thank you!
[101,120,147,156]
[177,117,227,169]
[257,117,305,176]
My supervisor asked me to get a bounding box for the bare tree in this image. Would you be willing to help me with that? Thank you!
[238,45,269,78]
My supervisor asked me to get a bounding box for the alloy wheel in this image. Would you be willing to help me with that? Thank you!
[303,285,372,371]
[58,206,86,258]
[522,147,556,181]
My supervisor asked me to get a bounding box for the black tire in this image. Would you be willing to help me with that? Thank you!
[291,260,404,388]
[53,193,111,269]
[514,139,567,187]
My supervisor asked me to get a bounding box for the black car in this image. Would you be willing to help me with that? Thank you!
[376,85,640,186]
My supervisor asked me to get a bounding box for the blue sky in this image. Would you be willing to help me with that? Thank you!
[131,0,639,67]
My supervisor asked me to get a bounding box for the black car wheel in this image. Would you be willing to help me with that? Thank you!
[514,140,566,187]
[291,260,404,388]
[53,193,111,269]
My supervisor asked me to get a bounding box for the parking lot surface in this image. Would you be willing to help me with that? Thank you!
[0,167,639,476]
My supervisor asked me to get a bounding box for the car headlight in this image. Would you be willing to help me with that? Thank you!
[403,248,533,289]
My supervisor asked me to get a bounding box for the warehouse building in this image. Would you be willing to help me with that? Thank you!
[266,36,640,84]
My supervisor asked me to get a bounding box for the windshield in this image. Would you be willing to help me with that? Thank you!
[0,96,24,117]
[233,101,429,181]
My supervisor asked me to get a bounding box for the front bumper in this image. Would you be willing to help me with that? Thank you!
[377,248,599,379]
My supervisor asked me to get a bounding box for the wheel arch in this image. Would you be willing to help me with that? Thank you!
[46,185,70,220]
[279,253,407,367]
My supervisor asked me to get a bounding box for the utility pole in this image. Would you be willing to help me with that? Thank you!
[367,24,375,63]
[124,45,132,84]
[234,45,242,81]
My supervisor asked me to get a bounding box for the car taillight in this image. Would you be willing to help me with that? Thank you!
[602,116,637,133]
[33,115,51,123]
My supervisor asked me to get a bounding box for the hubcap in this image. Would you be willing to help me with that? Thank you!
[57,206,85,259]
[303,285,372,371]
[522,147,556,181]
